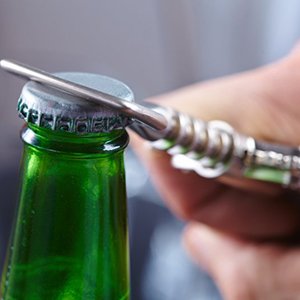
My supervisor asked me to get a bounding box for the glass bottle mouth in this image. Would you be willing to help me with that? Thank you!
[22,125,129,156]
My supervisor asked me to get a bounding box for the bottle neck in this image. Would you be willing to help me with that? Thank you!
[1,124,130,299]
[21,124,129,156]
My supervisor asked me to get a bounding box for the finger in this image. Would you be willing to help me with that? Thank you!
[183,223,300,299]
[136,49,300,192]
[130,133,300,238]
[146,46,300,146]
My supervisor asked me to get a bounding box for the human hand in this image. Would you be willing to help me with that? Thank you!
[131,47,300,239]
[131,47,300,298]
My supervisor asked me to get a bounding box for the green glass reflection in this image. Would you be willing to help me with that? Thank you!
[1,125,130,300]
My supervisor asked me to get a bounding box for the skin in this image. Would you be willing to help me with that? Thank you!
[130,46,300,299]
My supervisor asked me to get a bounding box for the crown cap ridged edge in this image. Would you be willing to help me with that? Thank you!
[17,72,134,134]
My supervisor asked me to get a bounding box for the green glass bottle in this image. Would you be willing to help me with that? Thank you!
[1,73,133,299]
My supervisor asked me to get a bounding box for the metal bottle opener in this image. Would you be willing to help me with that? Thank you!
[1,59,300,190]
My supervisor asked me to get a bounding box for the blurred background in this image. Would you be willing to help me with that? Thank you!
[1,1,300,299]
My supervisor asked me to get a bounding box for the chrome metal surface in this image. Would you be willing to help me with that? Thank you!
[2,58,300,190]
[0,59,168,131]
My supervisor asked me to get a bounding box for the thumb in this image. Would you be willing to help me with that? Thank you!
[183,223,300,300]
[143,44,300,145]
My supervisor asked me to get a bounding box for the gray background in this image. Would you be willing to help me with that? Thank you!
[1,1,300,299]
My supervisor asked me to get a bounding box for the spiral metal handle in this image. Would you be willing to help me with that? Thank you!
[137,106,300,190]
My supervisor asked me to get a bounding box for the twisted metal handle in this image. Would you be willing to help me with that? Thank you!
[141,106,300,190]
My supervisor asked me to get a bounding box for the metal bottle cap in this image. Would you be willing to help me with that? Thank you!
[18,73,134,134]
